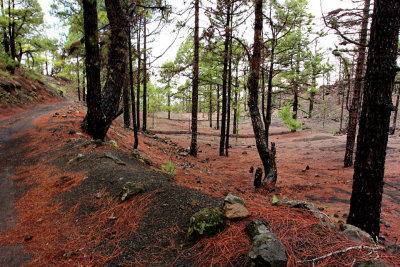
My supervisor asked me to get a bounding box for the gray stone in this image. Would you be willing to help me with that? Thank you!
[120,182,144,202]
[342,224,375,245]
[107,140,118,148]
[68,153,85,163]
[223,203,250,220]
[247,233,287,267]
[386,244,400,256]
[224,193,244,205]
[187,208,226,241]
[245,220,270,239]
[102,152,125,165]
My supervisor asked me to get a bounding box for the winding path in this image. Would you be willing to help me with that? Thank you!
[0,102,68,266]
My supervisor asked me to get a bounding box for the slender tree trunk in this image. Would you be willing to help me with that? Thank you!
[1,0,9,55]
[142,17,147,132]
[248,0,277,185]
[344,0,370,167]
[8,0,16,62]
[217,84,220,130]
[189,0,199,156]
[390,85,399,134]
[136,18,141,130]
[82,61,86,103]
[76,55,81,101]
[347,0,400,239]
[233,66,238,134]
[225,18,233,156]
[219,1,231,156]
[123,74,130,128]
[128,25,138,149]
[265,44,275,141]
[168,91,171,119]
[209,85,212,128]
[340,85,345,133]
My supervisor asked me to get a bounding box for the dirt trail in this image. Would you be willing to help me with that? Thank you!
[0,102,68,266]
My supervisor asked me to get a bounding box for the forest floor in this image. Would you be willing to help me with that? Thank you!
[0,91,399,266]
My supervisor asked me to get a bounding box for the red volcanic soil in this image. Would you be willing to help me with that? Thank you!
[0,99,399,266]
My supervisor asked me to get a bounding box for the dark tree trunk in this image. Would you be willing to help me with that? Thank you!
[82,62,86,103]
[8,0,16,62]
[217,84,220,130]
[168,91,171,119]
[1,0,10,55]
[76,55,81,102]
[136,18,141,130]
[344,0,370,167]
[123,75,130,128]
[233,66,238,134]
[142,17,147,132]
[265,47,275,142]
[219,1,231,156]
[339,86,345,132]
[81,0,128,140]
[247,0,277,185]
[81,0,102,138]
[189,0,199,157]
[225,19,233,156]
[209,85,212,128]
[391,85,399,134]
[347,0,400,239]
[128,25,138,149]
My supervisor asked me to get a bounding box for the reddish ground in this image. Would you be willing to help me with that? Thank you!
[0,96,399,266]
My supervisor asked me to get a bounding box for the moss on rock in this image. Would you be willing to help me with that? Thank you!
[187,207,226,241]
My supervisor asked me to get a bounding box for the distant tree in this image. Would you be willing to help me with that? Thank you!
[347,0,400,240]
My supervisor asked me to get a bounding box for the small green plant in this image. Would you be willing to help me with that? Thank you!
[331,129,335,135]
[278,104,302,131]
[162,160,177,177]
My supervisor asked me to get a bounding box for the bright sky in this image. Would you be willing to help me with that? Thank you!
[38,0,357,83]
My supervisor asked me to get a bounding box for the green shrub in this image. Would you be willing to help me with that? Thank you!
[278,104,302,131]
[162,160,177,177]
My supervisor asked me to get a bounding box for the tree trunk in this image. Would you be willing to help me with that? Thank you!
[142,17,147,132]
[247,0,277,186]
[344,0,370,167]
[123,74,130,128]
[83,61,86,103]
[136,18,141,130]
[1,0,9,55]
[128,24,138,149]
[265,45,275,142]
[189,0,199,157]
[225,17,233,156]
[391,85,399,134]
[219,1,231,156]
[76,55,81,101]
[347,0,400,240]
[168,91,171,119]
[209,85,212,128]
[81,0,128,140]
[233,66,238,134]
[217,84,220,130]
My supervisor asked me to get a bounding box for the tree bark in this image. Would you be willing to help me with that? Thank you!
[142,16,147,132]
[225,16,233,156]
[391,85,399,134]
[136,18,141,130]
[76,55,81,101]
[247,0,277,185]
[189,0,199,157]
[233,66,238,134]
[209,85,212,128]
[344,0,370,167]
[128,24,138,149]
[347,0,400,239]
[1,0,9,55]
[217,84,220,130]
[219,1,231,156]
[123,73,130,128]
[81,0,128,140]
